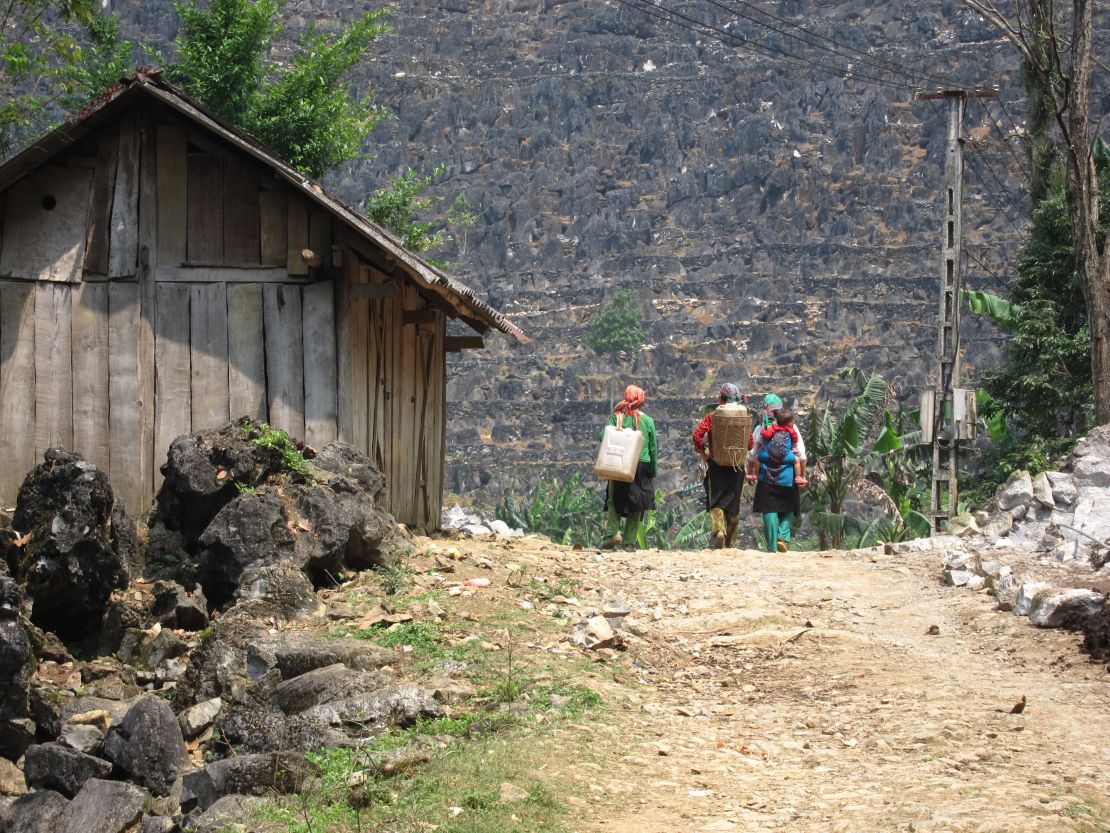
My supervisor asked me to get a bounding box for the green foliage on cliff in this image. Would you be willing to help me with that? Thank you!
[62,1,445,248]
[583,292,646,363]
[964,140,1109,502]
[0,0,98,156]
[170,0,389,179]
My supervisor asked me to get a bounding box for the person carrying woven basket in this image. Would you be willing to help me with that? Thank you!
[692,383,746,549]
[600,384,657,550]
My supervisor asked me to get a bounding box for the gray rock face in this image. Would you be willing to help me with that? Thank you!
[6,449,131,641]
[274,664,393,714]
[57,779,148,833]
[1071,426,1110,488]
[102,698,187,796]
[180,752,314,813]
[59,723,105,756]
[1028,589,1106,628]
[178,698,222,741]
[249,635,395,679]
[313,442,386,499]
[154,422,395,607]
[299,682,443,733]
[233,560,320,621]
[2,789,69,833]
[184,794,266,833]
[23,742,113,798]
[1013,582,1049,617]
[0,591,33,760]
[996,470,1034,511]
[1046,471,1078,506]
[150,581,209,631]
[1031,472,1055,509]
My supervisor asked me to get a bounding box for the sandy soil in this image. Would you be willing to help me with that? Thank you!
[451,537,1110,833]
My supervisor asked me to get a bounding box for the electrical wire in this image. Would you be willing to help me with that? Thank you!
[611,0,922,91]
[964,246,1012,285]
[977,98,1032,179]
[704,0,978,92]
[962,150,1028,236]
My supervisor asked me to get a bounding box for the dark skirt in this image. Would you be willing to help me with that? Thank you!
[752,479,800,515]
[606,461,657,516]
[704,459,744,514]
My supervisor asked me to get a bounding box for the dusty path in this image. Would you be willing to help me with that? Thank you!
[513,543,1110,833]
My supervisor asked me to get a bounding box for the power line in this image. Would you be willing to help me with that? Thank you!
[611,0,921,91]
[704,0,977,92]
[977,98,1032,180]
[962,150,1027,236]
[964,246,1012,285]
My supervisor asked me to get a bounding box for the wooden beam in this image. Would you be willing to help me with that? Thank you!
[156,265,289,283]
[350,282,395,300]
[403,309,437,326]
[445,336,484,352]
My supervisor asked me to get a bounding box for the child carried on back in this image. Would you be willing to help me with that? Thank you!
[757,409,807,487]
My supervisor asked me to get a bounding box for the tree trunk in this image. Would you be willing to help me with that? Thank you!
[1060,0,1110,422]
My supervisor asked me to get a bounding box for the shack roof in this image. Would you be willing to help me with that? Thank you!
[0,71,527,343]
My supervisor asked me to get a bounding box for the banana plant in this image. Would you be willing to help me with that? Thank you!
[806,368,929,549]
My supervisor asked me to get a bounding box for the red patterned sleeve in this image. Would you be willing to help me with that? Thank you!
[692,412,714,453]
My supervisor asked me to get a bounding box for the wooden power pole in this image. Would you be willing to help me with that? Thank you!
[917,89,996,534]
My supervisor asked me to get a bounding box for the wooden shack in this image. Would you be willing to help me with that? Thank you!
[0,72,525,529]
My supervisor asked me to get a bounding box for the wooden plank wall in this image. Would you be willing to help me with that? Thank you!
[0,276,343,510]
[337,254,445,530]
[0,109,450,529]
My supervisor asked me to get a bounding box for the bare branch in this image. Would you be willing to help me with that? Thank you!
[959,0,1037,64]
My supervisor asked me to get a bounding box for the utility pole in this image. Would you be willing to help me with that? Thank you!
[917,89,996,534]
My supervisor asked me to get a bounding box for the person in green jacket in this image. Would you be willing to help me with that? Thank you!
[601,384,658,550]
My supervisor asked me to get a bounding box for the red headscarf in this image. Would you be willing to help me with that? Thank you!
[615,384,646,430]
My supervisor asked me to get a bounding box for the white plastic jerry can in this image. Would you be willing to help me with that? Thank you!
[594,424,644,482]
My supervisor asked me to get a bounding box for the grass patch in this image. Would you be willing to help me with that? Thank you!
[247,420,314,482]
[257,727,572,833]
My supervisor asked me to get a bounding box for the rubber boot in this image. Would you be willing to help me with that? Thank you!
[724,511,740,548]
[623,512,642,549]
[710,508,726,549]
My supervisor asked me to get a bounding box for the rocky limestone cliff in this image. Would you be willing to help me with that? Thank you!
[108,0,1046,504]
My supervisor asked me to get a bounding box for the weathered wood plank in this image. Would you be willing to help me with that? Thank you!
[33,283,74,454]
[302,281,337,449]
[137,115,159,509]
[84,125,119,276]
[226,283,267,422]
[109,112,140,277]
[286,197,309,276]
[369,273,389,481]
[156,123,188,267]
[157,265,289,283]
[0,283,36,503]
[350,283,395,299]
[189,282,230,430]
[224,164,260,264]
[71,282,111,474]
[108,282,141,512]
[308,210,330,269]
[259,188,287,267]
[0,166,93,282]
[335,238,354,445]
[349,264,369,455]
[445,336,484,351]
[187,153,224,264]
[154,283,191,487]
[263,284,305,439]
[431,314,446,529]
[397,285,420,524]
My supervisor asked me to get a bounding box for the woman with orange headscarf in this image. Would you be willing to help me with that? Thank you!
[601,384,658,550]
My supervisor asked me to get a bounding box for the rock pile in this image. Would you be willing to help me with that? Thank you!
[0,423,444,833]
[917,426,1110,655]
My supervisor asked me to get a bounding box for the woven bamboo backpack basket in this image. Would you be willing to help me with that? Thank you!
[711,403,751,468]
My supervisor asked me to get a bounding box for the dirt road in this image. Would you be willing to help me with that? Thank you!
[513,542,1110,833]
